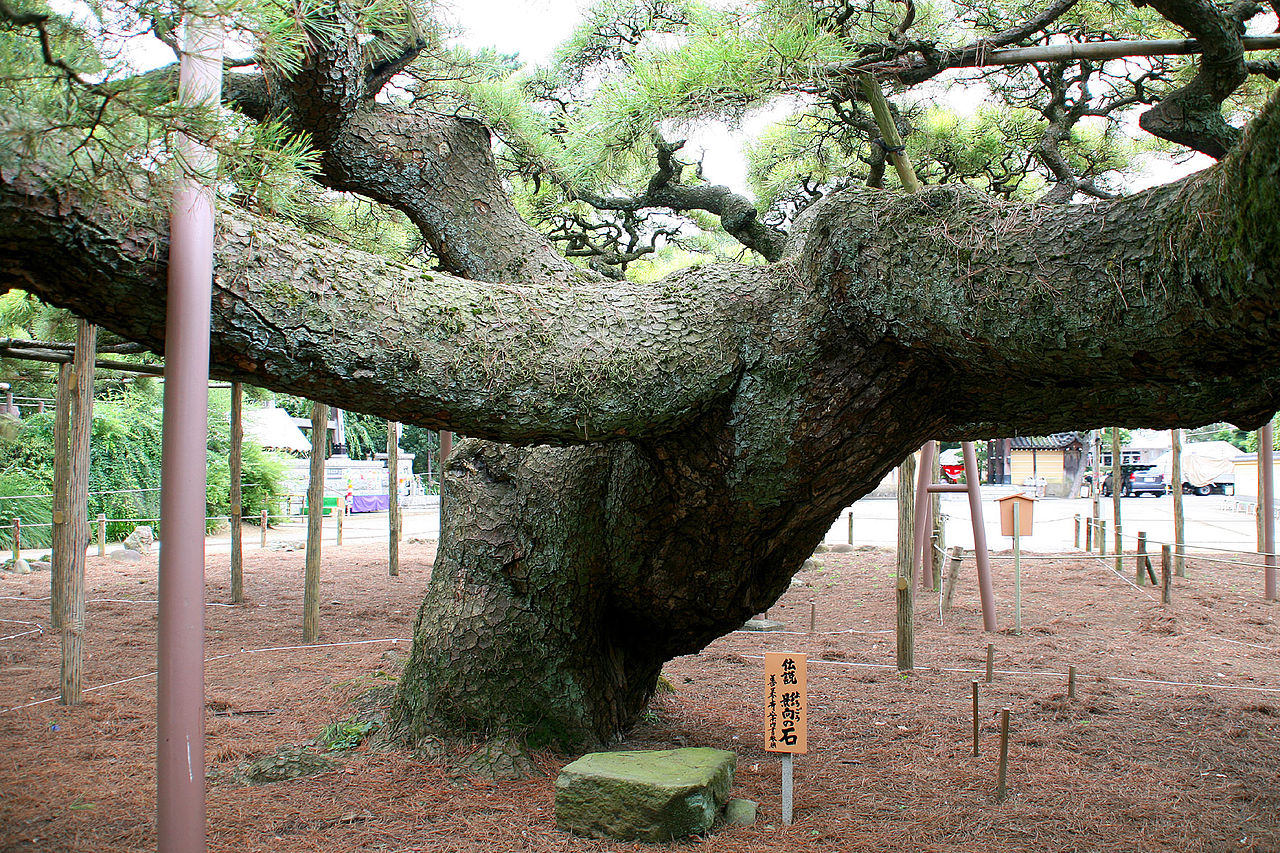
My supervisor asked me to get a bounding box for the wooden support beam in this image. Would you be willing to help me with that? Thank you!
[60,319,95,705]
[303,401,327,643]
[50,362,71,631]
[229,382,243,604]
[388,421,400,577]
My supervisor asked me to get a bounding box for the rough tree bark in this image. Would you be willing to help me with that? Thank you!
[3,26,1280,749]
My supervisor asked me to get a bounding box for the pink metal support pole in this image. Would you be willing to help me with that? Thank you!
[158,14,222,853]
[911,441,936,588]
[1262,422,1276,600]
[962,440,998,631]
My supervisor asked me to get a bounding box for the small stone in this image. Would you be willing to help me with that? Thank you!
[123,525,154,555]
[789,576,806,588]
[723,798,758,826]
[828,543,855,553]
[812,544,830,554]
[801,558,823,571]
[237,747,335,785]
[110,549,142,563]
[741,618,784,632]
[12,558,30,574]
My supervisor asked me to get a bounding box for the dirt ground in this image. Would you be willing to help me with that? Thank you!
[2,539,1279,853]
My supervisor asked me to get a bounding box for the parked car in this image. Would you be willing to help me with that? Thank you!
[1102,468,1169,497]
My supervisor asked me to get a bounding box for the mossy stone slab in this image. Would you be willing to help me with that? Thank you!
[555,747,736,841]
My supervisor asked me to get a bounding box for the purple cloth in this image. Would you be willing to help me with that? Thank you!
[350,494,389,513]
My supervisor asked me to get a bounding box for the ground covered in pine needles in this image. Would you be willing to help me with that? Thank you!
[1,537,1278,852]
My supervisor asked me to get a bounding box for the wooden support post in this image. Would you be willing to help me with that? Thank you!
[847,510,854,545]
[942,546,963,614]
[61,319,95,706]
[972,681,980,757]
[1098,519,1107,556]
[995,708,1011,802]
[96,513,105,557]
[809,601,816,634]
[10,517,18,563]
[986,643,994,683]
[896,450,916,671]
[1171,428,1187,577]
[858,73,923,192]
[439,430,452,522]
[1114,523,1123,574]
[1085,516,1093,551]
[336,495,344,546]
[260,509,268,548]
[1161,544,1172,605]
[50,362,71,632]
[1136,531,1148,585]
[388,420,400,577]
[1110,427,1123,571]
[929,532,941,590]
[1074,515,1081,549]
[1067,665,1077,699]
[303,402,327,643]
[229,381,243,604]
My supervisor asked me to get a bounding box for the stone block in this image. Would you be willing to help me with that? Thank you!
[555,747,736,841]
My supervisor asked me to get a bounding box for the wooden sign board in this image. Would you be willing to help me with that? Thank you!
[764,652,808,753]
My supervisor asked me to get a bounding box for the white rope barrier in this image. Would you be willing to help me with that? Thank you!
[0,636,410,715]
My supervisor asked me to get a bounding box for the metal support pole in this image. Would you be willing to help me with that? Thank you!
[911,441,936,588]
[1012,503,1021,634]
[1263,422,1276,600]
[962,441,997,631]
[781,753,794,825]
[157,13,222,852]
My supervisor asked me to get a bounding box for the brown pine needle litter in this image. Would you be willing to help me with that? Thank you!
[2,541,1278,852]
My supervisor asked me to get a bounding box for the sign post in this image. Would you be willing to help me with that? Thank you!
[765,652,807,825]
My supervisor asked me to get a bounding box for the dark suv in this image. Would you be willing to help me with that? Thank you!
[1102,468,1168,497]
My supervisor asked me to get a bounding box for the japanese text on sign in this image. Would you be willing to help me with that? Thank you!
[764,652,807,753]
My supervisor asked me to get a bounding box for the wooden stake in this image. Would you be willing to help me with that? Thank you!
[896,451,916,671]
[61,319,95,705]
[260,509,268,548]
[1085,516,1093,551]
[1161,544,1172,605]
[1136,531,1148,586]
[96,513,105,558]
[995,708,1011,802]
[942,546,963,614]
[1171,428,1187,577]
[336,495,344,546]
[229,381,244,604]
[929,532,942,590]
[809,601,816,634]
[1067,665,1077,699]
[1098,519,1107,557]
[847,510,854,545]
[1074,515,1081,549]
[303,401,326,643]
[50,362,71,631]
[388,421,400,577]
[10,517,18,563]
[986,643,994,683]
[972,680,980,756]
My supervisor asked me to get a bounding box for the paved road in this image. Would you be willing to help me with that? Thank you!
[825,490,1263,554]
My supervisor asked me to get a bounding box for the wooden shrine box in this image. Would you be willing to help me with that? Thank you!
[997,493,1036,537]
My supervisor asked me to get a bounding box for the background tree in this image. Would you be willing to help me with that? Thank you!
[1,0,1279,752]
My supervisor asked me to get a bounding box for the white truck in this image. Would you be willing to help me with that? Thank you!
[1152,440,1238,496]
